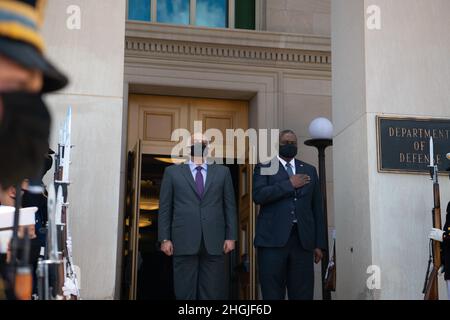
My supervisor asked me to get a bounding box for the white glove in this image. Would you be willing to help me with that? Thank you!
[63,277,78,298]
[429,228,444,242]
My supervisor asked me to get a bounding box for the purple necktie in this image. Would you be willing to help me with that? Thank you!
[195,166,204,199]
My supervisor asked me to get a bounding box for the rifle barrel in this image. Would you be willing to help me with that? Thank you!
[9,185,23,289]
[424,165,442,300]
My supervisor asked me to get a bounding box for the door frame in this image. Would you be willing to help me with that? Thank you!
[124,94,258,300]
[129,140,142,300]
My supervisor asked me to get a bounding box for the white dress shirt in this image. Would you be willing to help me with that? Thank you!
[277,155,296,175]
[188,161,207,185]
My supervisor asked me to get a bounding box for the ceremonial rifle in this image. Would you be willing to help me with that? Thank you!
[38,107,80,300]
[39,183,64,299]
[37,183,58,300]
[57,108,80,299]
[423,137,442,300]
[324,230,336,292]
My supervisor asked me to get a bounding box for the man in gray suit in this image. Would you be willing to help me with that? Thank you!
[158,134,238,300]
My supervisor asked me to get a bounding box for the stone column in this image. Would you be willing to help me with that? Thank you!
[333,0,450,299]
[42,0,126,299]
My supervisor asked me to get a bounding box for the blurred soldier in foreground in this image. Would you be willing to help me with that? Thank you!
[0,0,68,187]
[0,0,68,300]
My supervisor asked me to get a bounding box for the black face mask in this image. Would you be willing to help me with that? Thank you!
[190,143,208,158]
[279,144,298,159]
[0,92,50,187]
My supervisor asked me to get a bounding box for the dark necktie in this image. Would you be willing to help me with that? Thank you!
[285,162,298,223]
[285,162,294,177]
[195,166,204,199]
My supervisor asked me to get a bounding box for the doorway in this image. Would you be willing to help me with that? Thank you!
[121,95,256,300]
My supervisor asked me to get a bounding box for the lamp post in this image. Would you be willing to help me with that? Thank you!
[304,117,333,301]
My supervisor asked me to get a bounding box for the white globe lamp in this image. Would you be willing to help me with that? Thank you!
[304,117,333,300]
[308,117,333,140]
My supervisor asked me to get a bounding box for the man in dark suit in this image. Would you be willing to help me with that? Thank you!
[253,129,326,300]
[158,134,238,300]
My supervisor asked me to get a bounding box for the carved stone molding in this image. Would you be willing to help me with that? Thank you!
[125,22,331,70]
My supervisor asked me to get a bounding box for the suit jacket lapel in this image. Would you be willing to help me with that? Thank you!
[180,164,199,197]
[295,159,306,175]
[278,160,290,179]
[295,159,309,196]
[203,164,216,198]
